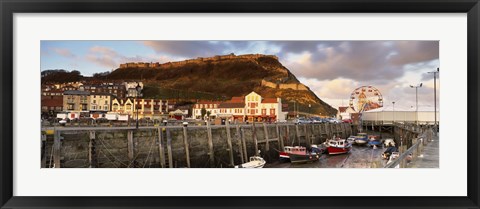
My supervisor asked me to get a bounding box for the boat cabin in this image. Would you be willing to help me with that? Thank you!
[283,146,307,154]
[328,139,348,148]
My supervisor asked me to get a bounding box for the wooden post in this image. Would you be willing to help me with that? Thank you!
[89,131,97,168]
[206,121,215,167]
[303,124,309,146]
[295,124,300,146]
[225,121,234,167]
[262,123,270,151]
[286,124,290,146]
[236,125,244,164]
[240,127,248,162]
[276,123,283,150]
[41,133,47,168]
[325,123,329,138]
[157,127,166,168]
[53,130,62,168]
[182,126,191,168]
[166,128,173,168]
[127,130,135,168]
[252,122,259,155]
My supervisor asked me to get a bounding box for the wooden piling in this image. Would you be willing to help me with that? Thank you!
[276,123,283,150]
[182,126,191,168]
[53,130,61,168]
[206,121,215,167]
[303,124,309,146]
[240,127,248,162]
[236,125,244,164]
[41,133,47,168]
[252,122,259,155]
[157,127,166,168]
[225,121,234,167]
[166,128,173,168]
[88,131,97,168]
[127,130,135,168]
[262,123,270,151]
[286,125,290,146]
[295,124,300,145]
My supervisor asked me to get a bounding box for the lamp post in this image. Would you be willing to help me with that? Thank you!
[392,101,395,124]
[135,83,141,129]
[428,67,439,135]
[410,83,422,125]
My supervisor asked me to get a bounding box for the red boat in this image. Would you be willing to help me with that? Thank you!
[279,146,320,163]
[326,138,352,155]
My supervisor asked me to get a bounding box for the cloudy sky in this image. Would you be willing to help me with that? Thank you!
[41,41,439,109]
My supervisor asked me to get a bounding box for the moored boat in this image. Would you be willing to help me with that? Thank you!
[368,135,383,147]
[279,146,295,161]
[327,138,352,155]
[354,132,369,145]
[286,146,320,163]
[347,135,357,144]
[234,156,266,168]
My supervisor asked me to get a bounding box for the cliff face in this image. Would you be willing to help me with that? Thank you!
[101,54,336,115]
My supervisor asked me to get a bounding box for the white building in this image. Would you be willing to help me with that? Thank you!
[337,106,357,120]
[124,81,144,97]
[361,105,439,125]
[192,91,287,122]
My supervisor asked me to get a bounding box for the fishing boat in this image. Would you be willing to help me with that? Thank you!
[354,133,369,145]
[286,146,320,163]
[310,144,327,154]
[234,156,266,168]
[326,138,352,155]
[279,146,295,161]
[347,135,357,144]
[368,135,383,147]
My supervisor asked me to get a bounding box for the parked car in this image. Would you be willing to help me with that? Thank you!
[295,117,310,124]
[328,118,342,123]
[311,117,324,124]
[342,119,353,123]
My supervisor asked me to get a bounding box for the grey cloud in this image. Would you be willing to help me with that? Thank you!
[388,41,439,66]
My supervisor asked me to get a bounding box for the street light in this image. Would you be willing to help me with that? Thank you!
[410,83,422,125]
[392,101,395,124]
[428,67,439,135]
[135,83,141,129]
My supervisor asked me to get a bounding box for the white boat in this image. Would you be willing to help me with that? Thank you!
[234,156,266,168]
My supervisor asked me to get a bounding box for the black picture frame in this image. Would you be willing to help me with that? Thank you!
[1,0,479,208]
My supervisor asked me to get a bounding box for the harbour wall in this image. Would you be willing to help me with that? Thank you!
[41,123,354,168]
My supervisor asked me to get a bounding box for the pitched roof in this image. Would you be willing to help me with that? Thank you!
[338,106,348,113]
[64,90,90,95]
[230,96,245,103]
[41,98,63,107]
[261,98,277,103]
[218,102,245,108]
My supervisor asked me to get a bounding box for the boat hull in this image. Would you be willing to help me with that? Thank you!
[327,146,351,155]
[355,139,368,145]
[289,153,320,163]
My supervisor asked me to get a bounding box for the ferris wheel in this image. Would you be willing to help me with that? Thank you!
[349,86,383,112]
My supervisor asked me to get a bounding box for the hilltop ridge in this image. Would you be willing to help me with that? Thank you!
[42,53,337,116]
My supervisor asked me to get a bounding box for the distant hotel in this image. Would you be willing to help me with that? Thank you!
[192,91,287,123]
